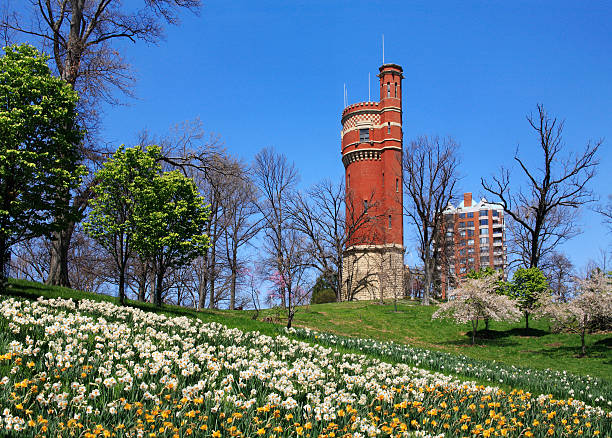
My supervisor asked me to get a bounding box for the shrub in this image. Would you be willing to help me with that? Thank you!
[311,288,336,304]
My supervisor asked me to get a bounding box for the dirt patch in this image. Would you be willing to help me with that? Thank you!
[544,342,563,348]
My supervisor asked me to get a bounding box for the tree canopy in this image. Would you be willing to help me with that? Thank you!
[508,267,550,329]
[0,44,84,287]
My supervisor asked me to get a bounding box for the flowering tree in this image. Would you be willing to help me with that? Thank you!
[432,275,522,345]
[538,270,612,356]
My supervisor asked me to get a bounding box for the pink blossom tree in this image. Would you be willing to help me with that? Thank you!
[538,270,612,356]
[432,275,522,345]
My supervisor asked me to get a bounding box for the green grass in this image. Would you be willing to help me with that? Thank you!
[4,278,611,382]
[275,300,612,381]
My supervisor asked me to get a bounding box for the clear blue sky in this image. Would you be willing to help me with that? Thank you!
[71,1,612,270]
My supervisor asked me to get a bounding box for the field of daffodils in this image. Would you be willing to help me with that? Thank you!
[0,296,610,437]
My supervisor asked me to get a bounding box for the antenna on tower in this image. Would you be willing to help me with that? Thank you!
[382,34,385,64]
[343,83,347,107]
[368,72,371,102]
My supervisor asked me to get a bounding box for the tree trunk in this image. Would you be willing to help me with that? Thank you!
[229,265,237,311]
[154,258,165,307]
[525,311,529,330]
[0,237,8,293]
[118,266,126,306]
[46,224,75,287]
[581,316,587,356]
[471,319,478,345]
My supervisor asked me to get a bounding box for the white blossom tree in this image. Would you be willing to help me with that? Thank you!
[432,275,522,345]
[538,270,612,356]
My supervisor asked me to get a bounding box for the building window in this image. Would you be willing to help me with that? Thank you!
[467,221,474,228]
[382,172,384,187]
[467,212,474,218]
[480,219,488,226]
[395,178,399,192]
[479,210,488,217]
[387,82,390,98]
[388,215,392,228]
[480,237,489,245]
[467,239,474,246]
[467,229,474,237]
[363,200,368,213]
[467,247,474,254]
[359,128,369,143]
[458,222,465,229]
[492,210,499,217]
[459,230,466,238]
[387,122,391,134]
[459,213,466,219]
[394,82,398,97]
[480,228,489,236]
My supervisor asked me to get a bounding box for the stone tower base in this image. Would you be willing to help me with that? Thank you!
[342,244,404,301]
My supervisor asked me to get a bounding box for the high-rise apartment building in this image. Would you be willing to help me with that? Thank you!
[341,63,404,301]
[439,193,506,297]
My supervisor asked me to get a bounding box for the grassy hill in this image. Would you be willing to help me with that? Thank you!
[5,277,611,382]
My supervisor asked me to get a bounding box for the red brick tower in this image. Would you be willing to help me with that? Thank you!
[341,64,404,301]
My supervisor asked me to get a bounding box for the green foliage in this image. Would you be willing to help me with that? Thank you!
[83,145,162,303]
[311,288,336,304]
[465,266,496,279]
[0,44,84,263]
[132,169,210,271]
[508,267,550,328]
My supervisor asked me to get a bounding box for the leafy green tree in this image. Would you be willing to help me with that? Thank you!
[0,44,84,290]
[508,267,550,329]
[134,170,210,306]
[84,145,161,305]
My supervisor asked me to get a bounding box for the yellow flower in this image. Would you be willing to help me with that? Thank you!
[256,428,266,435]
[212,431,221,438]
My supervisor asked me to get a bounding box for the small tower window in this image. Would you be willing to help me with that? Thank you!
[395,178,399,192]
[359,128,369,143]
[363,200,368,213]
[387,122,391,134]
[388,215,392,228]
[394,82,398,97]
[387,82,390,98]
[347,174,350,188]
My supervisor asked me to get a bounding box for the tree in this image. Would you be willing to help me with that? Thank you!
[0,44,84,290]
[538,270,612,356]
[540,251,574,303]
[465,266,508,329]
[432,274,521,345]
[596,194,612,233]
[222,168,261,310]
[289,178,377,302]
[2,0,201,287]
[253,147,299,309]
[133,170,210,306]
[482,104,600,269]
[507,267,549,329]
[83,145,160,305]
[403,135,461,305]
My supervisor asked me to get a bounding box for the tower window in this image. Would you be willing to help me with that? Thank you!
[363,200,368,213]
[387,122,391,134]
[359,128,369,143]
[395,178,399,192]
[387,82,390,98]
[394,82,398,97]
[347,174,350,187]
[388,215,392,228]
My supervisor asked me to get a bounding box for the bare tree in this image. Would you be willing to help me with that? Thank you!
[482,104,600,269]
[541,251,574,303]
[289,179,378,302]
[596,194,612,233]
[2,0,201,287]
[222,170,261,310]
[403,136,461,305]
[253,147,299,309]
